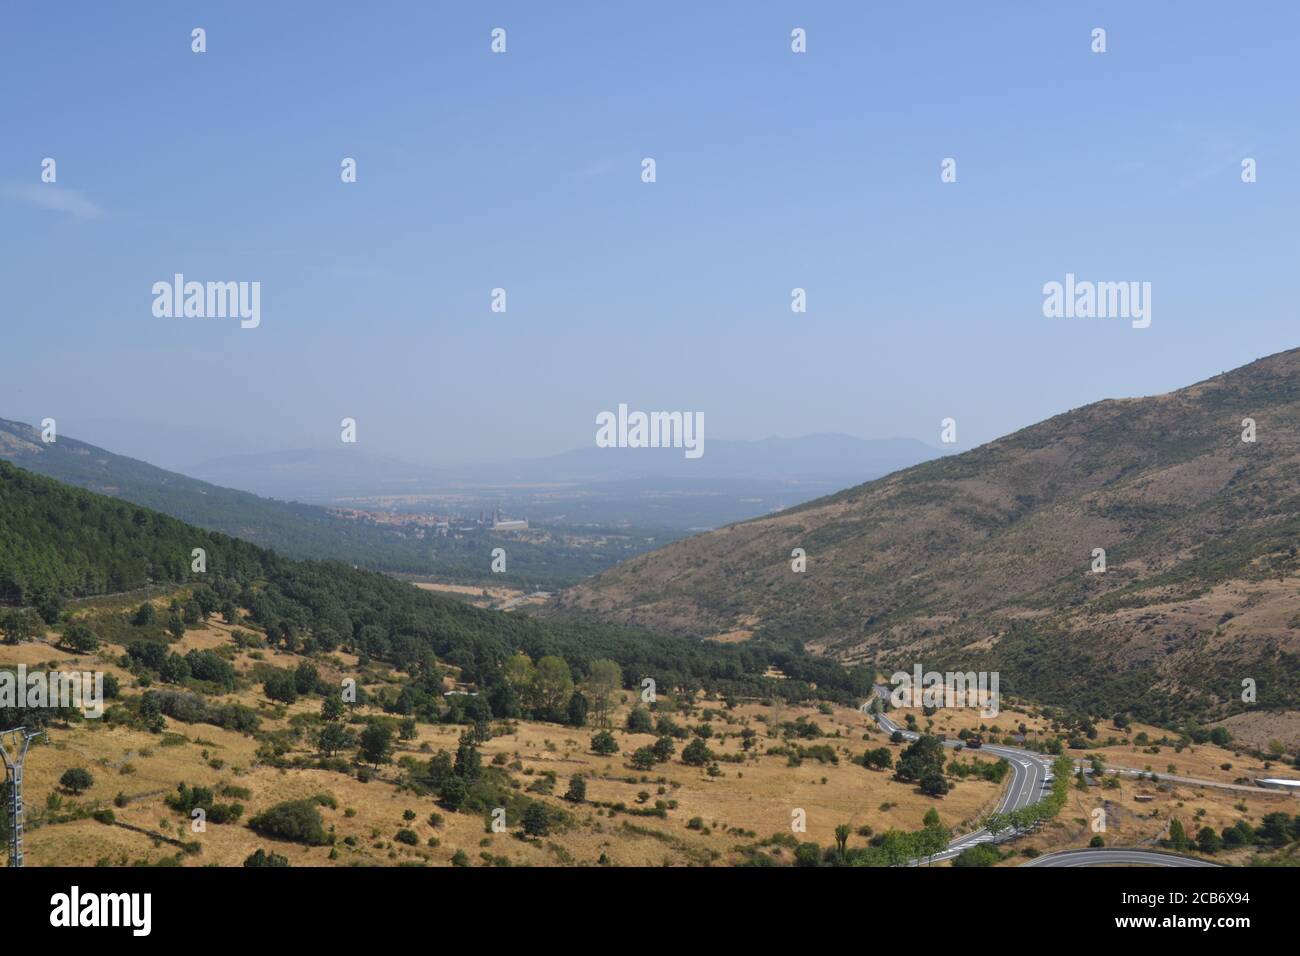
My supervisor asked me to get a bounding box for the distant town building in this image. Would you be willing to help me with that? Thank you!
[489,506,527,531]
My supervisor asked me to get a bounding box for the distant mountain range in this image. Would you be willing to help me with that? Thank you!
[0,419,937,587]
[189,434,943,502]
[549,348,1300,723]
[0,417,409,564]
[0,419,640,587]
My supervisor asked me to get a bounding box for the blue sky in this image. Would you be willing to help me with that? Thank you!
[2,2,1297,469]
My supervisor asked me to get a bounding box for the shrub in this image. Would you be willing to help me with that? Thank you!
[248,800,329,846]
[62,623,100,653]
[564,775,587,802]
[522,802,552,837]
[920,773,950,797]
[626,707,654,734]
[263,670,298,705]
[953,844,1000,867]
[59,768,94,794]
[244,848,290,867]
[681,739,712,766]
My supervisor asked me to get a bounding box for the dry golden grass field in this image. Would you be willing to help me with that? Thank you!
[7,596,1296,868]
[7,611,1011,868]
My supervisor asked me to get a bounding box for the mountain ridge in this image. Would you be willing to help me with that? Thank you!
[188,433,943,502]
[548,348,1300,721]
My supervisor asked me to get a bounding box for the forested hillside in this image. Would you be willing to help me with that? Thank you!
[0,419,642,588]
[555,348,1300,723]
[0,461,868,704]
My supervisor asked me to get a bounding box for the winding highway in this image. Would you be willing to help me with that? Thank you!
[868,687,1225,867]
[869,686,1053,864]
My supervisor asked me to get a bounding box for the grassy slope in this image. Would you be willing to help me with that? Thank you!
[554,348,1300,721]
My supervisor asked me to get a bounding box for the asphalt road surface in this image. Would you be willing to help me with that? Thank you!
[869,686,1053,865]
[1022,848,1220,867]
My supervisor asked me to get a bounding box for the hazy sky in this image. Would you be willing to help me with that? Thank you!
[2,2,1297,469]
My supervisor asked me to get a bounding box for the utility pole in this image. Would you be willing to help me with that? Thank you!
[1,727,42,868]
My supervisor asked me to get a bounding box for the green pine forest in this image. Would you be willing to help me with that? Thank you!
[0,460,870,706]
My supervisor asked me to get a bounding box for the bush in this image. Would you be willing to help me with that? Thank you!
[248,800,329,846]
[59,768,94,794]
[439,775,469,811]
[522,802,552,837]
[794,842,822,867]
[186,649,237,690]
[244,848,290,867]
[953,844,1000,867]
[1196,827,1222,854]
[165,783,243,824]
[61,623,100,653]
[262,670,298,705]
[626,707,654,734]
[394,828,419,846]
[564,775,587,802]
[920,773,950,797]
[681,739,712,766]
